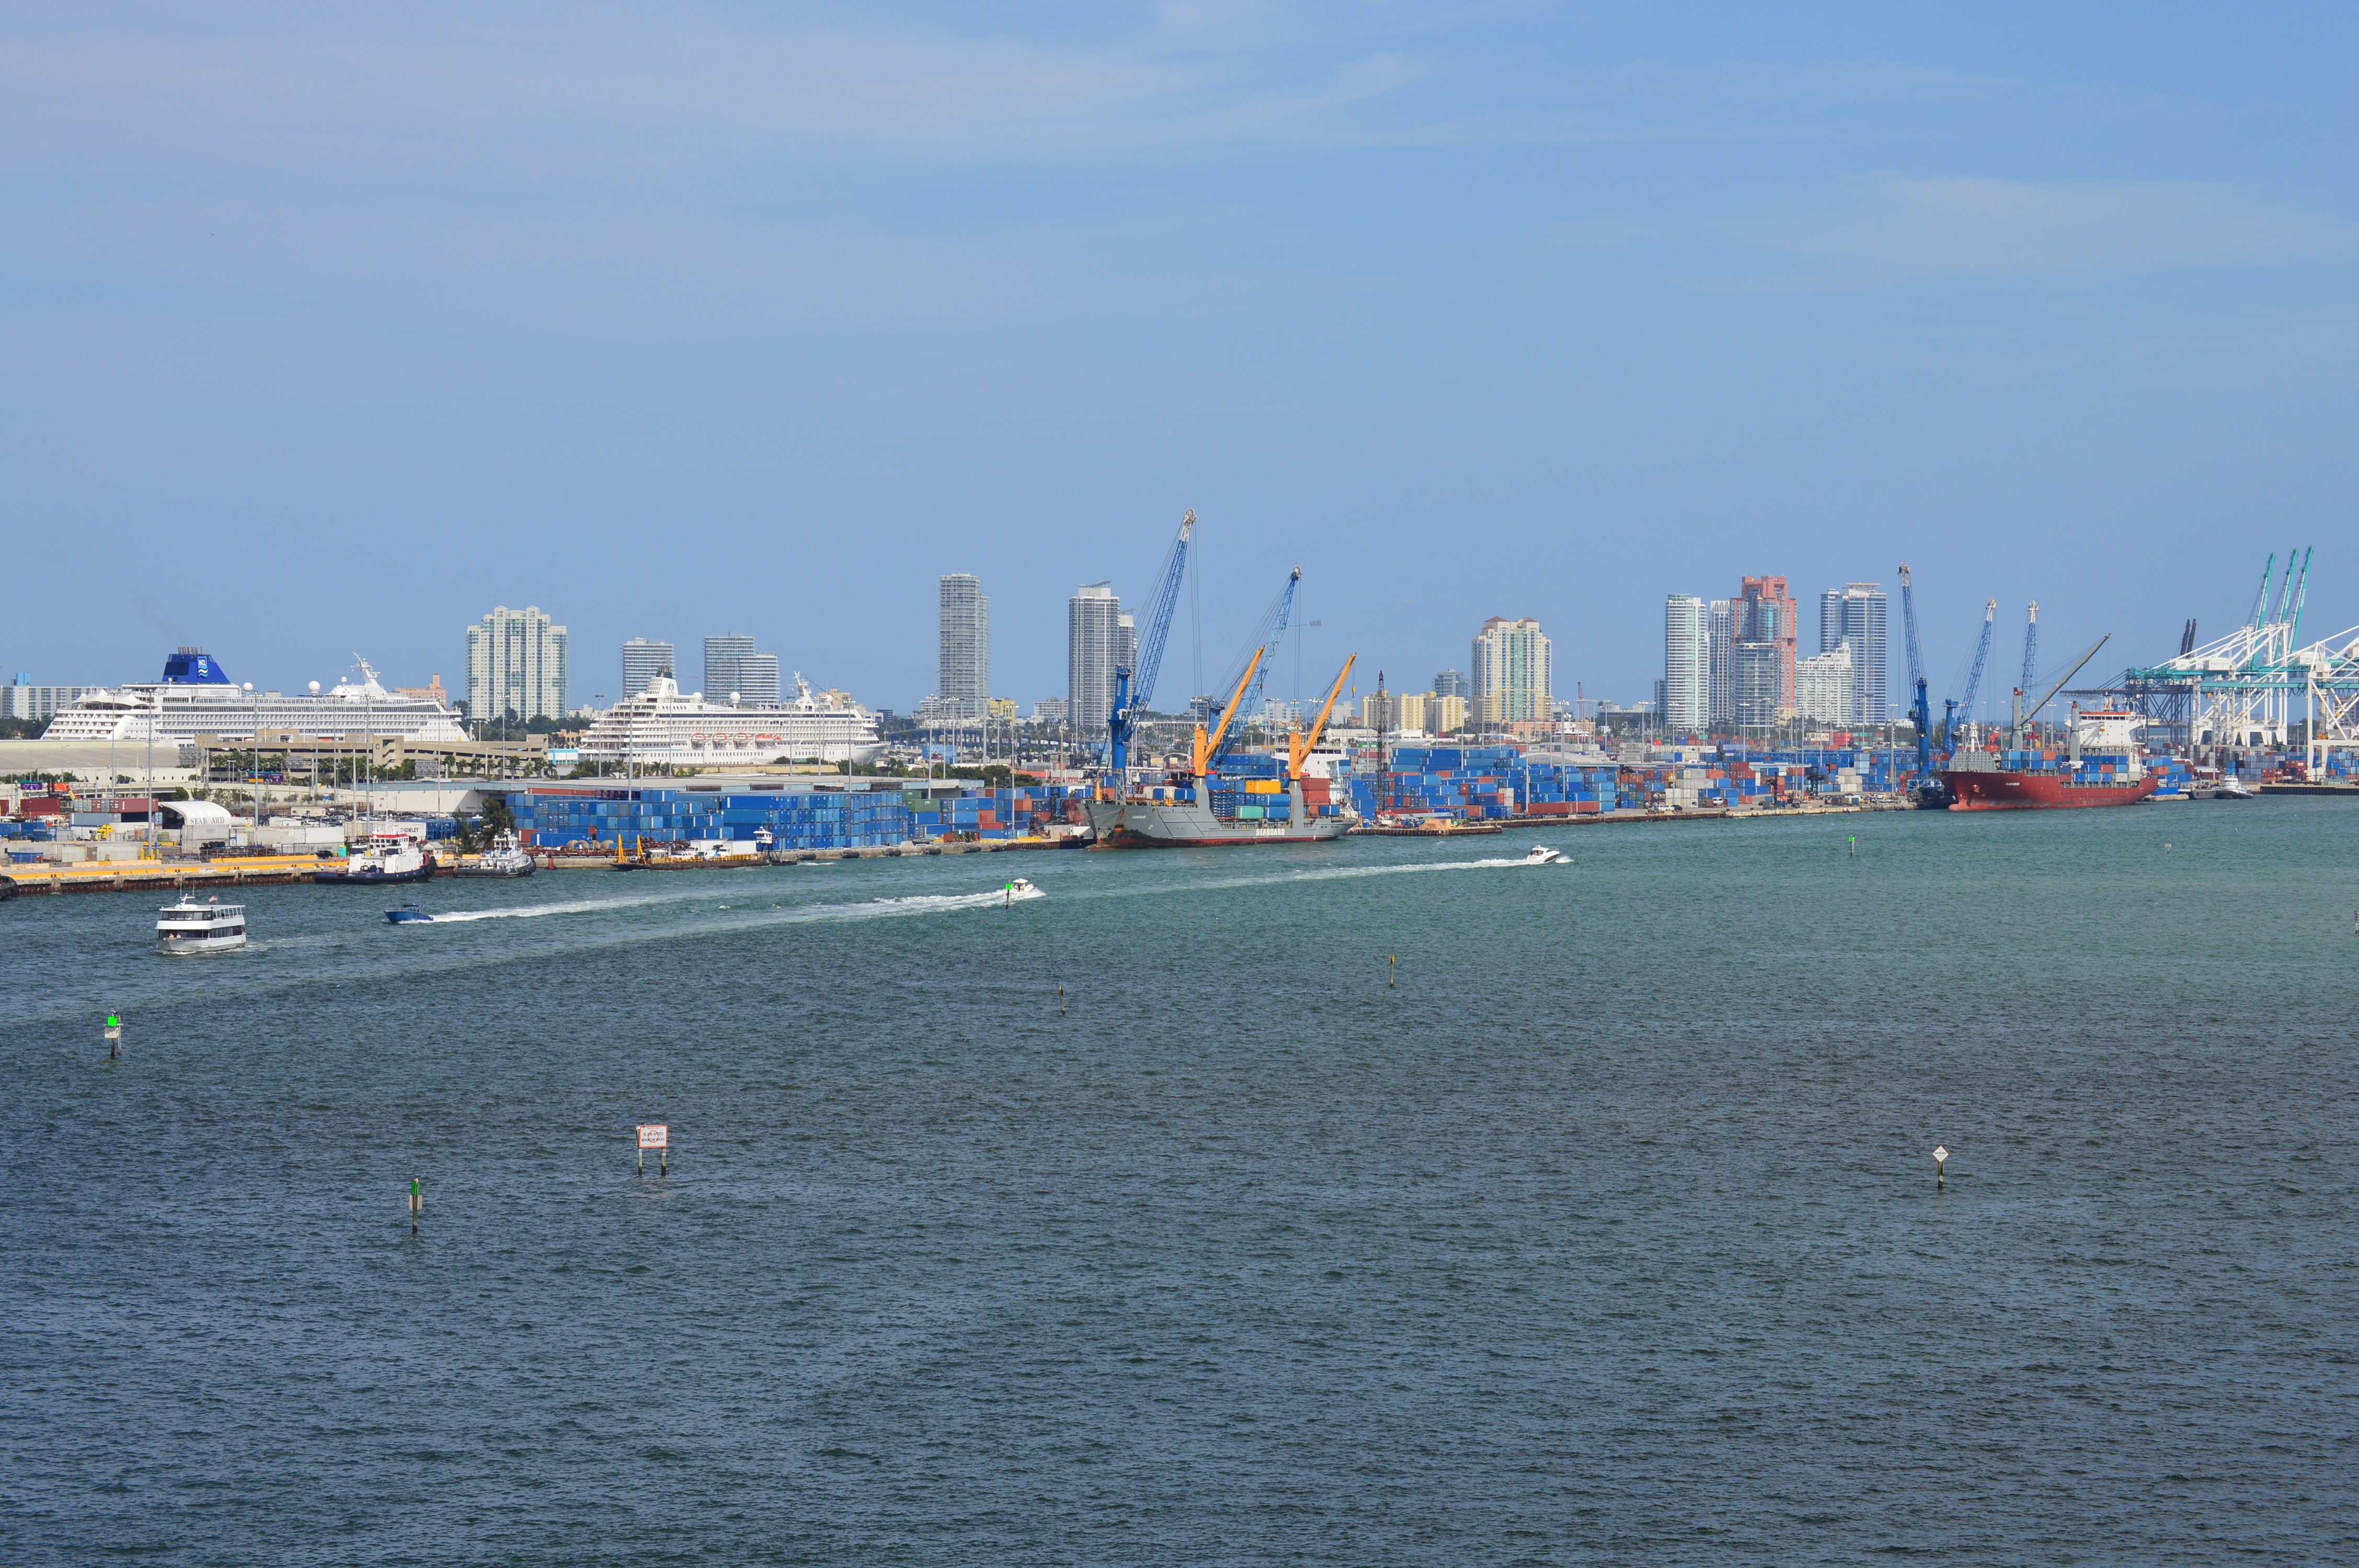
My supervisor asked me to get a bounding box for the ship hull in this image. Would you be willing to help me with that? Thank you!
[315,855,438,884]
[1087,798,1350,847]
[1943,770,2160,810]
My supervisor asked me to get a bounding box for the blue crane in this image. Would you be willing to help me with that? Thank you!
[1898,564,1935,786]
[1206,566,1299,774]
[2011,601,2039,743]
[1106,510,1194,777]
[1941,599,1998,756]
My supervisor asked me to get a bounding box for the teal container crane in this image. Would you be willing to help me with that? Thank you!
[1106,510,1194,777]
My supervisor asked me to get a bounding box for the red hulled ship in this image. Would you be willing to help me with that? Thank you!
[1941,709,2158,811]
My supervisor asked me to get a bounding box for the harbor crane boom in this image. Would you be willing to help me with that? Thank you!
[1192,649,1263,780]
[1287,654,1357,780]
[2022,634,2111,724]
[1106,510,1195,778]
[1206,566,1299,773]
[2011,602,2039,743]
[1942,599,1998,756]
[1898,564,1934,782]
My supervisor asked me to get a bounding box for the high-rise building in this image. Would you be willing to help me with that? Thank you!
[1663,594,1710,733]
[1471,617,1552,726]
[702,634,756,700]
[1434,668,1469,700]
[1360,691,1396,730]
[621,638,674,700]
[1707,598,1734,727]
[1736,575,1798,713]
[1068,583,1125,737]
[734,653,780,706]
[1819,583,1889,725]
[5,676,107,722]
[1117,614,1137,691]
[936,574,990,719]
[1795,643,1855,724]
[464,605,568,723]
[1734,642,1784,727]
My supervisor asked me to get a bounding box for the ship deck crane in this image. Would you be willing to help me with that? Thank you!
[1204,567,1299,775]
[1192,649,1263,782]
[1287,654,1357,781]
[1107,510,1194,781]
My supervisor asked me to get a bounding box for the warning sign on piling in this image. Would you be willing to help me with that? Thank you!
[637,1124,668,1150]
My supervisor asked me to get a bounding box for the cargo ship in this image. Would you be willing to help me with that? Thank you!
[1941,709,2159,811]
[1088,775,1353,847]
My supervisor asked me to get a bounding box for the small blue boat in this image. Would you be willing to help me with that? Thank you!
[385,903,432,924]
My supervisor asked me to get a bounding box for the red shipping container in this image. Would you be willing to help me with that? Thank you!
[1572,801,1601,814]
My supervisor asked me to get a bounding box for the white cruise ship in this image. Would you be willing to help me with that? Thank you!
[577,674,884,766]
[42,649,466,744]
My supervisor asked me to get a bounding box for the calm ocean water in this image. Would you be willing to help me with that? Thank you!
[5,803,2355,1565]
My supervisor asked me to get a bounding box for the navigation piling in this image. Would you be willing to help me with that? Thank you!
[1388,955,1396,987]
[1058,986,1066,1017]
[409,1176,422,1232]
[1932,1145,1950,1190]
[104,1013,121,1060]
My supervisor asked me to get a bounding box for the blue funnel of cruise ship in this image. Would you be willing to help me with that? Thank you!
[161,647,230,684]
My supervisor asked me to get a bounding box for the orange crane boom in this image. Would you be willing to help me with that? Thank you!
[1192,649,1263,779]
[1288,654,1357,779]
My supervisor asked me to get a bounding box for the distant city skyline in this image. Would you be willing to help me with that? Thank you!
[9,10,2350,714]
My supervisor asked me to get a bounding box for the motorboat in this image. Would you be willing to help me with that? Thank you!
[454,829,535,878]
[385,902,433,924]
[1001,877,1041,906]
[1524,845,1565,866]
[315,829,436,885]
[157,895,247,952]
[2213,776,2257,800]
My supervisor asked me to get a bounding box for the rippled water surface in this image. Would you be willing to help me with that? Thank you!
[5,804,2355,1564]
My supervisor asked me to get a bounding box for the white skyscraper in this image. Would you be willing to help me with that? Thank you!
[1707,598,1734,728]
[1068,583,1125,737]
[465,605,568,723]
[937,574,990,719]
[621,638,674,700]
[1818,583,1890,724]
[1795,643,1856,724]
[1663,594,1710,733]
[734,652,780,706]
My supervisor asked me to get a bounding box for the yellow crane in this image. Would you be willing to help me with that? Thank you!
[1190,649,1263,782]
[1288,654,1357,781]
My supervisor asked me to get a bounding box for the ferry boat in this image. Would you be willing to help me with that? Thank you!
[157,895,247,953]
[453,829,535,878]
[315,829,436,884]
[574,673,885,768]
[42,649,464,745]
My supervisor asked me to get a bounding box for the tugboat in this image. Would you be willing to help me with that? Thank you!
[454,829,535,878]
[315,829,436,884]
[157,895,247,953]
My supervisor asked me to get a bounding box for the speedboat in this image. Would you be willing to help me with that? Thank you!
[2214,777,2256,800]
[157,895,247,952]
[386,902,433,924]
[1524,845,1564,865]
[1001,876,1042,906]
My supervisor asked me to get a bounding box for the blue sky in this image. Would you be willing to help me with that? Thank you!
[6,3,2356,719]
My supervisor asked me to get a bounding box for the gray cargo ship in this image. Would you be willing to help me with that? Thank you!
[1087,777,1353,848]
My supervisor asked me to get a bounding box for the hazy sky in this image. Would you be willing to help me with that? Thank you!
[7,4,2356,719]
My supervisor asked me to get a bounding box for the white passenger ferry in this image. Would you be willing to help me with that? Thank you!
[575,673,885,767]
[156,895,247,953]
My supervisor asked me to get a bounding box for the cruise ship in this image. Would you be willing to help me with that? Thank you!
[576,673,885,767]
[42,650,465,744]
